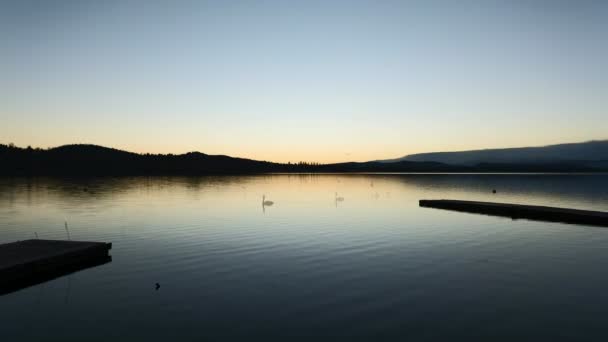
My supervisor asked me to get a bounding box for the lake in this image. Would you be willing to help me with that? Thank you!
[1,174,608,341]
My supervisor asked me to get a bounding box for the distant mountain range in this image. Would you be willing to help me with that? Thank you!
[1,141,607,176]
[379,140,608,168]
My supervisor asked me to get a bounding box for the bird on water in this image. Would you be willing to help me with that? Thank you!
[335,192,344,202]
[262,195,274,206]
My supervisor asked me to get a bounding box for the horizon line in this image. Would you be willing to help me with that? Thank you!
[3,138,607,165]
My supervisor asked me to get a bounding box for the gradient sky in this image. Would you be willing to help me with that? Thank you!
[1,0,607,163]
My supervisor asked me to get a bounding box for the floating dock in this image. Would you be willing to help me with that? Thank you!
[0,239,111,295]
[419,199,608,227]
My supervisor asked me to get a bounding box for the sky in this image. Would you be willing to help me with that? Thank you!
[1,0,607,163]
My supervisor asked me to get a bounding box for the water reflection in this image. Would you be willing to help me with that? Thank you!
[1,174,607,209]
[1,174,608,340]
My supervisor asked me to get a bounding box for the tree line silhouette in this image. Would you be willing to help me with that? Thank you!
[1,143,605,176]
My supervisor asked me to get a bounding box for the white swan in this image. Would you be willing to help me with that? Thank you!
[262,195,274,206]
[335,192,344,202]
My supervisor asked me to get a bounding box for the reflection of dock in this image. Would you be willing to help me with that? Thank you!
[0,239,111,295]
[419,199,608,227]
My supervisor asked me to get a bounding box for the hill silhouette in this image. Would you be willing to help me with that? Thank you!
[380,140,608,166]
[0,144,282,175]
[1,143,606,176]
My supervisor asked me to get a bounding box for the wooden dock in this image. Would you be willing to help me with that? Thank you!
[0,239,111,295]
[419,199,608,227]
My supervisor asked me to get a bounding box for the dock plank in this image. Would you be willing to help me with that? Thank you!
[0,239,111,295]
[419,199,608,227]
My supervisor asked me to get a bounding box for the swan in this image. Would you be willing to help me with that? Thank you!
[262,195,274,206]
[335,192,344,202]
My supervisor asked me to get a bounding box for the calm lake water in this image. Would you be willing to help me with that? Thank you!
[1,174,608,341]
